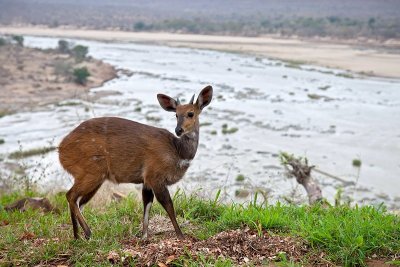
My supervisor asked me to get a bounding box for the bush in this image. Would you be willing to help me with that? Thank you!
[72,45,88,62]
[12,35,24,46]
[73,67,90,85]
[57,39,71,54]
[0,37,6,46]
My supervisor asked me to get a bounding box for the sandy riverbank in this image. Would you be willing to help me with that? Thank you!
[0,42,117,114]
[1,26,400,78]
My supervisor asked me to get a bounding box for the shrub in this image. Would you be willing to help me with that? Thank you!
[57,39,71,54]
[0,37,6,46]
[73,67,90,85]
[72,45,88,62]
[12,35,24,46]
[352,159,362,167]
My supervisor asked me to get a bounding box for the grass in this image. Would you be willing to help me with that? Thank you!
[221,124,238,134]
[235,174,245,182]
[0,191,399,266]
[8,146,56,159]
[0,109,11,118]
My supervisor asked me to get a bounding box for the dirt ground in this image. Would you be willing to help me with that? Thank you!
[0,26,399,78]
[0,43,117,114]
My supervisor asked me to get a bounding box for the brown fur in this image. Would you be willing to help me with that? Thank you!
[59,85,213,239]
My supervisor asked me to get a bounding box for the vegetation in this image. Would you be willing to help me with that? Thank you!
[72,45,89,62]
[1,1,399,40]
[11,35,24,46]
[0,139,5,145]
[222,124,238,134]
[73,67,91,85]
[8,146,56,159]
[235,174,245,182]
[352,159,362,167]
[57,39,71,54]
[0,191,398,266]
[0,37,6,46]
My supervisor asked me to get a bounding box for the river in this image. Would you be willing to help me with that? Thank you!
[0,36,399,208]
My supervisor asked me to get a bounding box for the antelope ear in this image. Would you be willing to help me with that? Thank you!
[196,85,213,111]
[157,94,178,112]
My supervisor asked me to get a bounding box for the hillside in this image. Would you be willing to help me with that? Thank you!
[1,0,399,39]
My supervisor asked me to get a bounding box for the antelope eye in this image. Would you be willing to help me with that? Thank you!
[188,112,194,118]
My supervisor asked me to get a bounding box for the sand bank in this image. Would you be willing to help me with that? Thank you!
[1,26,399,78]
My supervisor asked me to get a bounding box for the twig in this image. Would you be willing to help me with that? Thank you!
[314,168,355,186]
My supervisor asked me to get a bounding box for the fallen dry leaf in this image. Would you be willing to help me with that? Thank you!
[0,220,9,226]
[19,231,35,241]
[107,251,120,264]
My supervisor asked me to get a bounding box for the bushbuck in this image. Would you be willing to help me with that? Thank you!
[59,85,213,240]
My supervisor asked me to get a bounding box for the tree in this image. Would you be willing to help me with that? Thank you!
[12,35,24,46]
[58,40,71,53]
[72,45,89,62]
[73,67,90,85]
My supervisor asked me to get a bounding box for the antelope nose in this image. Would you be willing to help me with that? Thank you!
[175,127,184,136]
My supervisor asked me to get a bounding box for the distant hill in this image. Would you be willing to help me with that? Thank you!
[1,0,399,39]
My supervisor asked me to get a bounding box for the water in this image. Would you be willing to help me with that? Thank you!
[0,36,399,207]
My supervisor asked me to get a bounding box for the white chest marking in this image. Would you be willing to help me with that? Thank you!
[178,159,192,168]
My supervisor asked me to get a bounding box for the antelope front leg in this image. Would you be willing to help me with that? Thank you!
[141,186,154,239]
[153,186,184,239]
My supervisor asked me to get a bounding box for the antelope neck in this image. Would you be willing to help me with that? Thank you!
[173,126,199,160]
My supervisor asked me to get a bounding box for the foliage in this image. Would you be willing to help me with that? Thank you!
[8,146,56,159]
[72,45,89,62]
[73,67,90,85]
[12,35,24,46]
[0,37,6,46]
[352,159,362,167]
[57,39,71,54]
[0,139,5,145]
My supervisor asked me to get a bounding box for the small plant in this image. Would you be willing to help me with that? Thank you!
[73,67,90,85]
[0,138,5,145]
[9,146,56,159]
[0,109,9,118]
[210,130,217,135]
[72,45,89,62]
[57,39,71,54]
[200,122,212,127]
[0,37,6,46]
[222,127,238,134]
[236,174,245,182]
[352,159,362,167]
[12,35,24,46]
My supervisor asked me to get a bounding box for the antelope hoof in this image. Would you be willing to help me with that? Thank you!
[141,233,148,240]
[84,230,92,240]
[177,233,185,240]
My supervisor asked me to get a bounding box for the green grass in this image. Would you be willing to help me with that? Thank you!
[235,174,245,182]
[8,146,57,159]
[221,124,238,134]
[0,191,398,266]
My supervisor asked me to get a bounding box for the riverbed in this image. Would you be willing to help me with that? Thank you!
[0,36,399,208]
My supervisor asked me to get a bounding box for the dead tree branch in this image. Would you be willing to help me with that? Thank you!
[280,152,323,204]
